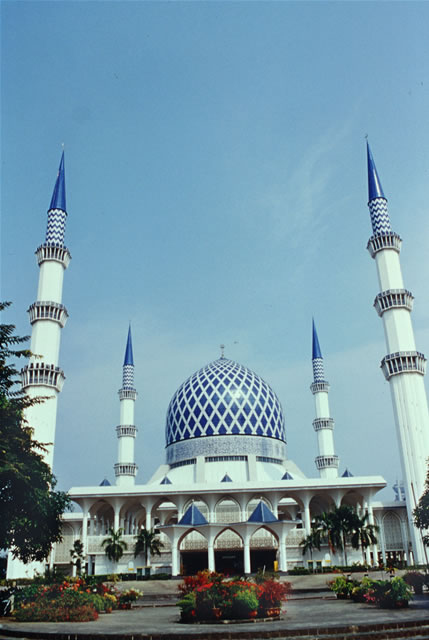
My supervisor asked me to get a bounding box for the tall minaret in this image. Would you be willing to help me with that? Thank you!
[21,151,70,469]
[310,319,339,479]
[366,142,429,563]
[114,326,138,486]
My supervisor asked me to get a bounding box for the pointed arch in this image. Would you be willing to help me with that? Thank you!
[214,527,243,549]
[215,497,241,523]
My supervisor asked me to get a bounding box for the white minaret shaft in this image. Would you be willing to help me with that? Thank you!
[115,326,138,486]
[21,152,70,469]
[366,143,429,564]
[310,319,338,479]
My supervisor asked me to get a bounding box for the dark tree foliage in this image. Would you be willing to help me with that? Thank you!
[414,466,429,545]
[300,505,378,565]
[0,302,70,563]
[134,528,164,565]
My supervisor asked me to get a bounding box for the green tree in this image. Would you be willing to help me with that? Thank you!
[300,527,323,562]
[102,528,127,564]
[308,505,378,566]
[349,511,379,563]
[0,302,70,563]
[414,466,429,545]
[70,539,85,575]
[134,528,163,566]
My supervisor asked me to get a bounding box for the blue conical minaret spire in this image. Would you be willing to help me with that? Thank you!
[312,319,325,383]
[49,151,66,211]
[366,142,391,235]
[46,150,67,246]
[124,325,134,366]
[310,319,338,478]
[122,326,135,388]
[367,142,385,201]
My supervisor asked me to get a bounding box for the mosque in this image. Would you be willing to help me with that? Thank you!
[6,145,429,578]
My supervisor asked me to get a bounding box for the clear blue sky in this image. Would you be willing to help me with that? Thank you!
[2,1,429,497]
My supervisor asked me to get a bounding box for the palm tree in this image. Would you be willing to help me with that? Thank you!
[300,527,323,562]
[102,528,128,566]
[349,512,379,563]
[134,528,164,567]
[314,505,356,566]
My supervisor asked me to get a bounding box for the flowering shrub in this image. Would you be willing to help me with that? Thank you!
[177,570,220,596]
[372,577,412,608]
[118,588,142,604]
[351,576,375,602]
[258,578,291,610]
[15,603,98,622]
[329,576,412,609]
[103,593,118,610]
[327,575,357,598]
[177,572,290,621]
[13,578,119,622]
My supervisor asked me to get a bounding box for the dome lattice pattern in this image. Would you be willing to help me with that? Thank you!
[165,358,286,446]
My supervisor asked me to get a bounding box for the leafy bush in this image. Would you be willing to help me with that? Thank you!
[328,575,413,609]
[15,603,98,622]
[230,589,258,619]
[177,592,196,621]
[372,577,412,608]
[328,575,355,597]
[350,576,375,602]
[12,578,116,622]
[177,572,289,621]
[288,567,310,575]
[403,571,425,593]
[118,588,142,604]
[258,579,291,609]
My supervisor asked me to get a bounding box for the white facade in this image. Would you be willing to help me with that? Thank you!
[8,146,429,578]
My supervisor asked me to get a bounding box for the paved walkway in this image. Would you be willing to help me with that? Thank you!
[1,573,428,639]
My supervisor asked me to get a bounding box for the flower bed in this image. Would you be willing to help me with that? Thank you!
[13,578,122,622]
[177,571,290,622]
[328,575,412,609]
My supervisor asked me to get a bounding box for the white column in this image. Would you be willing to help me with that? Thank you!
[366,503,378,566]
[208,540,215,572]
[172,539,180,576]
[279,530,287,572]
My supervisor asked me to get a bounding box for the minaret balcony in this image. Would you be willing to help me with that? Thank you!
[315,455,339,470]
[114,463,138,477]
[310,381,330,394]
[374,289,414,317]
[36,244,71,268]
[21,363,65,392]
[118,388,137,401]
[116,425,137,438]
[367,232,401,258]
[381,351,426,381]
[28,301,69,327]
[313,418,335,432]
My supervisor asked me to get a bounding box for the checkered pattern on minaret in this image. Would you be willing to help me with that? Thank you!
[369,197,392,236]
[122,364,134,389]
[312,358,325,382]
[46,208,67,246]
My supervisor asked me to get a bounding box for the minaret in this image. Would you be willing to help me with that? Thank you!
[114,326,138,486]
[310,319,339,479]
[366,142,429,563]
[21,151,70,469]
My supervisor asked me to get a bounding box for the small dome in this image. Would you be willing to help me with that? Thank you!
[165,358,286,464]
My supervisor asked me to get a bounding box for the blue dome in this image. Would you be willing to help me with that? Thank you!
[165,359,286,459]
